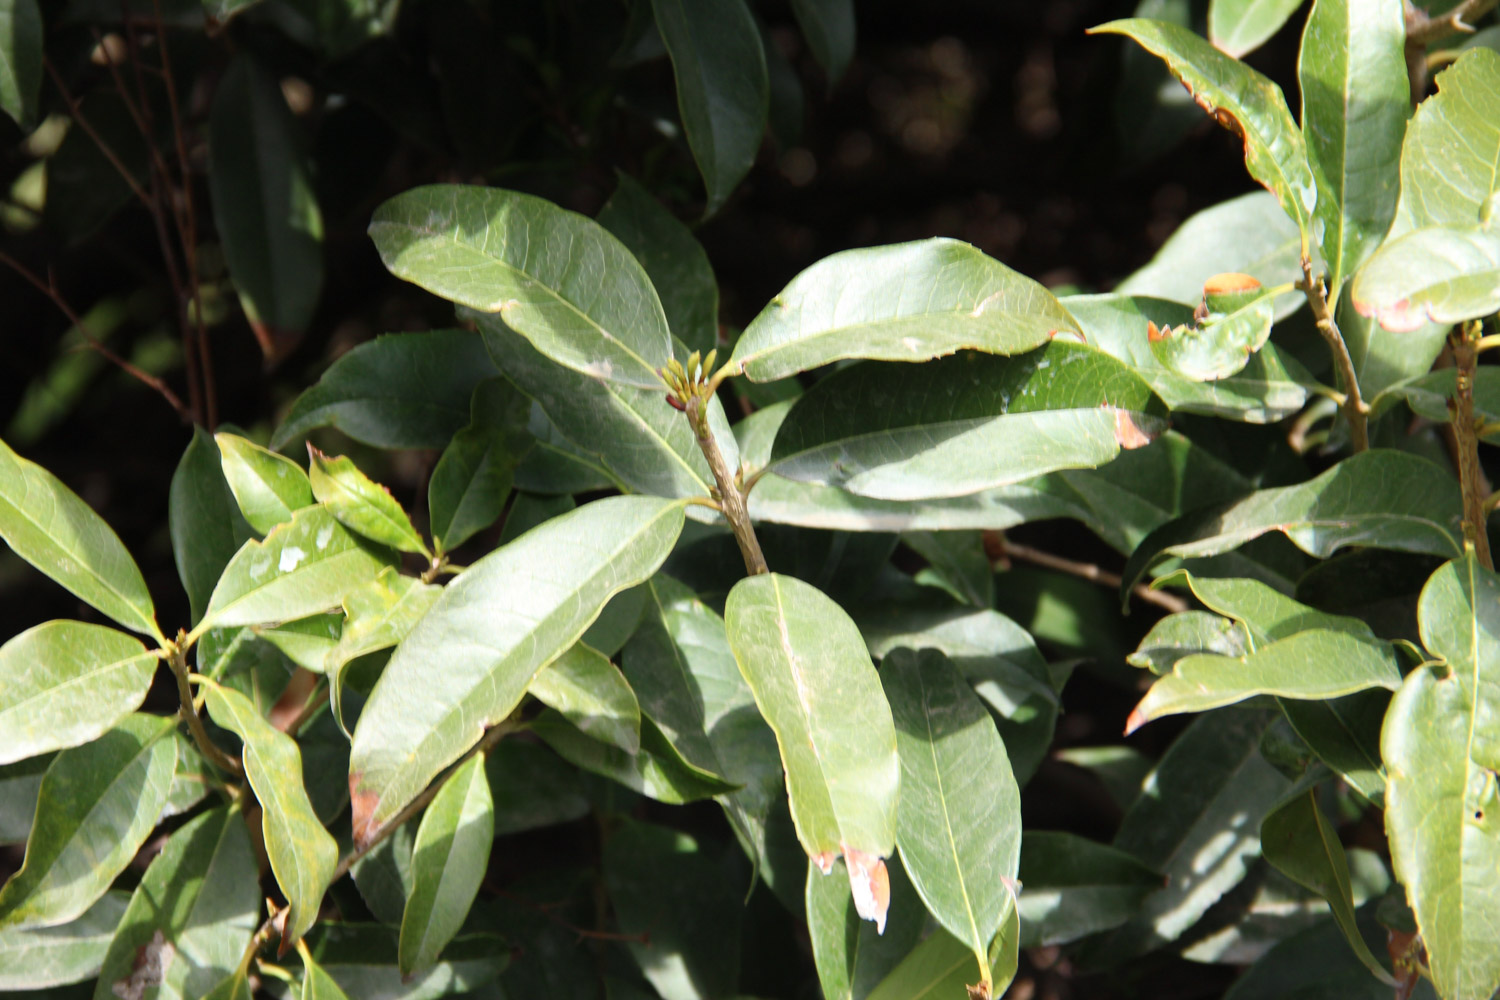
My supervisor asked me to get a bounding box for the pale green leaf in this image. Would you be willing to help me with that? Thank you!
[1015,832,1159,948]
[1396,48,1500,230]
[215,432,314,535]
[0,0,41,127]
[1210,0,1305,57]
[730,239,1080,382]
[529,643,641,754]
[399,754,493,977]
[902,531,994,608]
[369,185,672,388]
[530,709,737,804]
[0,436,160,640]
[1128,610,1250,675]
[0,713,176,929]
[309,448,429,556]
[325,568,440,736]
[348,496,685,844]
[1352,223,1500,331]
[256,613,343,674]
[171,427,256,624]
[301,948,354,1000]
[0,621,156,764]
[865,922,1013,1000]
[204,681,338,952]
[0,890,126,990]
[1146,291,1277,381]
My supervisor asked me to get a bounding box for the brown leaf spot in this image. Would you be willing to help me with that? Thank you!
[843,847,891,935]
[350,772,381,850]
[112,930,174,1000]
[1203,272,1261,294]
[967,983,992,1000]
[811,850,837,876]
[1113,410,1156,450]
[1146,320,1169,342]
[1352,294,1433,333]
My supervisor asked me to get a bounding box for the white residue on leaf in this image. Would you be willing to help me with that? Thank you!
[279,546,306,572]
[315,523,335,550]
[582,358,615,380]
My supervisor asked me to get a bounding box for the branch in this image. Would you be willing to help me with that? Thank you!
[42,59,152,207]
[989,535,1190,614]
[1450,321,1493,569]
[1299,261,1369,452]
[166,638,243,776]
[1406,0,1498,46]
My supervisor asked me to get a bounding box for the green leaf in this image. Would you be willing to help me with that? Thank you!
[325,568,440,736]
[1146,290,1277,381]
[1122,450,1464,594]
[529,643,641,755]
[1352,223,1500,331]
[203,681,339,952]
[485,741,589,836]
[1128,610,1250,675]
[399,754,493,977]
[1224,909,1431,1000]
[300,948,354,1000]
[531,709,737,803]
[602,820,742,1000]
[1261,788,1397,985]
[883,648,1020,982]
[92,806,260,1000]
[790,0,855,80]
[1297,0,1408,290]
[807,853,925,1000]
[0,0,40,128]
[272,331,499,451]
[652,0,768,217]
[865,922,1013,1000]
[729,239,1080,382]
[0,436,160,640]
[0,713,176,929]
[1053,745,1153,812]
[767,343,1166,501]
[597,173,719,355]
[348,496,685,845]
[1280,691,1387,805]
[215,432,315,535]
[200,505,396,632]
[171,427,256,623]
[0,890,126,989]
[428,379,531,553]
[308,448,429,557]
[1371,367,1500,439]
[256,613,343,674]
[349,818,415,926]
[209,55,324,337]
[1396,49,1500,230]
[902,531,994,608]
[1091,19,1318,249]
[1127,629,1402,730]
[0,755,47,844]
[1015,832,1160,948]
[723,573,899,929]
[1209,0,1305,56]
[369,185,672,388]
[299,925,508,1000]
[0,621,157,764]
[1384,552,1500,1000]
[476,311,734,499]
[1153,568,1376,643]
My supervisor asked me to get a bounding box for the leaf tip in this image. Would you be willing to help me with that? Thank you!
[843,847,890,935]
[1124,703,1148,735]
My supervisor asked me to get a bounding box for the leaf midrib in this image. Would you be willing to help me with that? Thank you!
[917,670,985,956]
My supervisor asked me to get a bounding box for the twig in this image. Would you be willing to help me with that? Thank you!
[166,637,243,776]
[1299,260,1369,452]
[1450,321,1493,569]
[487,886,650,944]
[0,251,192,419]
[686,394,768,576]
[991,536,1189,614]
[43,59,152,206]
[1405,0,1498,45]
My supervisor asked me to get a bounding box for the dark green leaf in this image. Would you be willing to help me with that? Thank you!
[215,432,315,535]
[902,532,994,608]
[0,755,47,844]
[0,436,160,640]
[1128,610,1250,675]
[529,643,641,755]
[400,754,493,976]
[0,890,125,989]
[1210,0,1305,57]
[484,741,589,837]
[209,55,324,337]
[1224,909,1437,1000]
[171,427,256,623]
[1280,691,1387,805]
[325,568,440,736]
[790,0,855,80]
[256,613,343,674]
[1053,746,1153,812]
[865,922,1013,1000]
[298,924,508,1000]
[273,331,499,451]
[530,709,737,804]
[1352,223,1500,331]
[0,0,41,127]
[0,713,176,928]
[308,448,428,556]
[428,379,531,553]
[652,0,769,216]
[730,239,1080,382]
[1016,832,1159,948]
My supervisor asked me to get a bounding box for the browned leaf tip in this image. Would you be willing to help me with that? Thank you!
[843,846,891,935]
[1146,320,1170,342]
[811,850,837,876]
[1124,702,1148,736]
[1203,272,1261,294]
[349,772,381,850]
[1113,410,1156,450]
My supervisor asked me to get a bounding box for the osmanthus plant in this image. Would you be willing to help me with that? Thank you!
[3,4,1500,1000]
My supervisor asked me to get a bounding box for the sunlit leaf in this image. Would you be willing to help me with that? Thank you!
[171,427,256,623]
[215,432,314,535]
[1352,223,1500,332]
[308,448,428,556]
[0,890,126,989]
[1209,0,1304,57]
[807,853,925,1000]
[1395,48,1500,230]
[428,379,531,553]
[400,754,493,976]
[529,643,641,755]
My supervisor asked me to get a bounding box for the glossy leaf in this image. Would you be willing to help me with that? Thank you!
[204,681,338,952]
[201,505,395,632]
[807,853,925,1000]
[400,753,494,976]
[790,0,855,80]
[0,436,160,639]
[768,343,1166,501]
[215,432,314,535]
[477,311,735,499]
[1371,367,1500,440]
[597,172,719,354]
[652,0,768,217]
[171,427,256,623]
[348,496,685,845]
[1352,223,1500,332]
[1261,788,1396,984]
[273,331,499,451]
[1128,609,1249,675]
[428,379,531,553]
[0,890,125,989]
[1154,568,1377,643]
[724,573,899,929]
[0,0,41,127]
[1396,49,1500,229]
[91,806,260,1000]
[370,185,672,388]
[883,648,1019,981]
[1210,0,1304,56]
[1146,290,1276,381]
[1298,0,1407,289]
[529,643,641,754]
[1280,692,1387,805]
[0,713,176,929]
[730,239,1080,382]
[1122,450,1464,593]
[257,613,342,674]
[1091,19,1318,247]
[296,924,508,1000]
[308,448,428,556]
[1015,832,1159,948]
[1385,552,1500,1000]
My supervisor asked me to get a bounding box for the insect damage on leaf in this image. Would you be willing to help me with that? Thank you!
[1112,409,1157,449]
[112,930,175,1000]
[1351,295,1431,334]
[843,846,891,934]
[349,773,381,850]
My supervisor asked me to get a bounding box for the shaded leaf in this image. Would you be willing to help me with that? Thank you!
[309,448,428,556]
[902,531,994,608]
[0,890,126,989]
[0,755,47,844]
[0,621,156,764]
[1210,0,1305,57]
[1224,909,1438,1000]
[1053,746,1153,812]
[730,239,1080,382]
[806,853,925,1000]
[215,432,314,535]
[348,496,685,845]
[529,643,641,754]
[171,427,256,623]
[0,436,160,639]
[1396,49,1500,230]
[273,331,499,451]
[256,613,342,674]
[531,709,737,804]
[1016,832,1159,948]
[400,754,493,977]
[767,343,1166,501]
[1352,223,1500,332]
[1280,691,1387,805]
[484,741,589,837]
[428,379,531,553]
[0,713,176,929]
[370,185,672,388]
[325,568,440,736]
[864,923,1009,1000]
[0,0,41,127]
[300,948,354,1000]
[790,0,855,80]
[1370,367,1500,440]
[204,681,338,952]
[297,924,508,1000]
